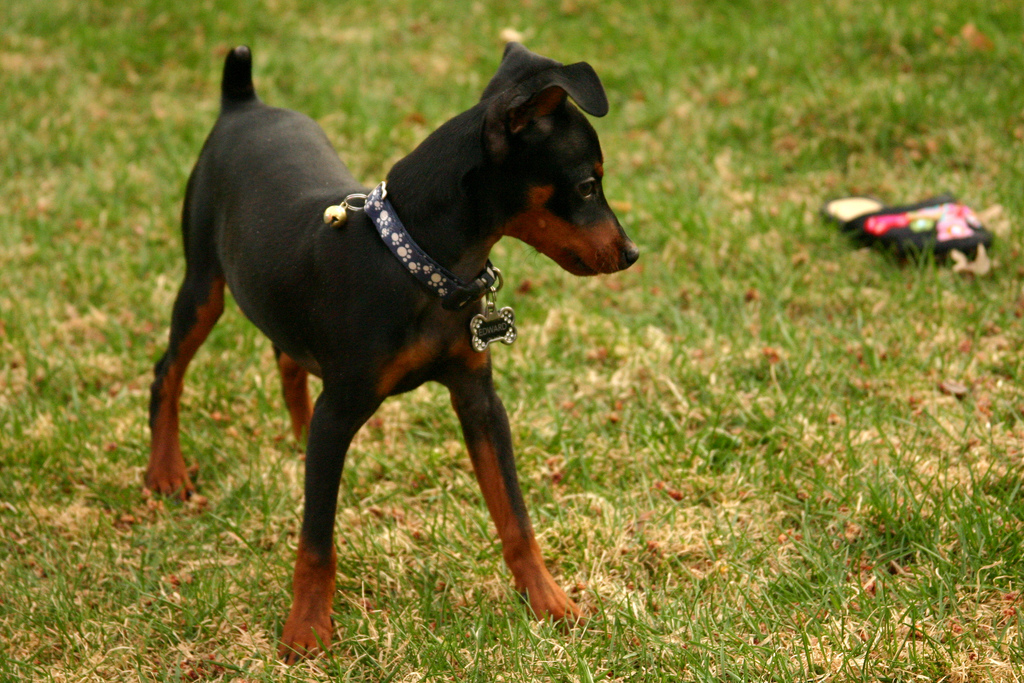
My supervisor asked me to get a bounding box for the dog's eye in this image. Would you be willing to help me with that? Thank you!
[577,179,597,199]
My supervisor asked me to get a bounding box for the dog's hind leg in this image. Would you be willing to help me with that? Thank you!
[274,346,313,442]
[147,176,225,499]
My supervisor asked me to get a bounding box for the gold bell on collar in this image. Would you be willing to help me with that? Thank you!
[323,204,347,228]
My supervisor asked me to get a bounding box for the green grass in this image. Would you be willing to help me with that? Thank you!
[2,0,1023,680]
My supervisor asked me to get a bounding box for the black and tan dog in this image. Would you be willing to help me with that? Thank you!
[147,42,637,661]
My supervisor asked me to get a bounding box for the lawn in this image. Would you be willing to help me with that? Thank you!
[1,0,1023,681]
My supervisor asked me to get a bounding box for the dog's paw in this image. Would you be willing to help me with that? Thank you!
[278,614,332,664]
[521,578,584,624]
[144,470,195,501]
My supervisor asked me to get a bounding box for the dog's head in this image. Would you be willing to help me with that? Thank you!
[480,43,638,276]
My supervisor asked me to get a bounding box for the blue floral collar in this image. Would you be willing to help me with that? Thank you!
[364,182,498,311]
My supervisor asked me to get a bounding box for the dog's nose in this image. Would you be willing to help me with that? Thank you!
[620,240,639,269]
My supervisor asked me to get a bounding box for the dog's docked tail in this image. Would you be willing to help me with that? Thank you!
[221,45,257,106]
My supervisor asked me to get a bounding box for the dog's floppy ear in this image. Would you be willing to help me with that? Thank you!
[481,42,608,116]
[507,86,567,134]
[522,59,608,118]
[482,43,609,162]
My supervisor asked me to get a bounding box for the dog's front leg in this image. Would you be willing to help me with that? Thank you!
[279,385,378,663]
[448,364,581,622]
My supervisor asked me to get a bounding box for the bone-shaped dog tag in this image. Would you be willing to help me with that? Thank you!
[470,306,517,352]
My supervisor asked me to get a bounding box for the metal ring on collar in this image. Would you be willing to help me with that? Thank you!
[342,193,367,210]
[490,268,504,293]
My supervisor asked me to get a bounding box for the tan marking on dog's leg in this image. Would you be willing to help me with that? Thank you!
[468,439,581,621]
[375,341,437,397]
[279,538,336,663]
[277,352,312,442]
[147,277,225,499]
